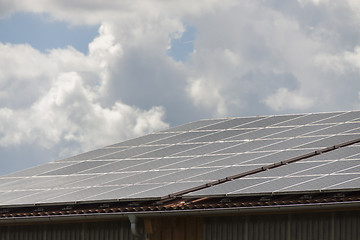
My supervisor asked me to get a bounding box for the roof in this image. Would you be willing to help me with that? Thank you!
[1,111,360,219]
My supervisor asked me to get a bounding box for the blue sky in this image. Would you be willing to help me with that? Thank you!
[0,12,99,54]
[0,0,359,175]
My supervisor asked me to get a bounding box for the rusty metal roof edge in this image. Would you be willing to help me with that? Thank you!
[1,200,360,224]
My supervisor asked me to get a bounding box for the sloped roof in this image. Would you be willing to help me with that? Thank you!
[0,111,360,215]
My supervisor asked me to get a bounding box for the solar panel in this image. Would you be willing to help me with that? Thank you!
[4,162,77,177]
[304,122,360,136]
[149,131,217,145]
[200,152,272,167]
[136,143,205,158]
[173,142,240,156]
[1,111,359,206]
[126,182,202,199]
[40,161,115,176]
[102,170,176,185]
[235,114,302,128]
[326,176,360,190]
[58,148,126,162]
[63,173,139,188]
[267,124,333,139]
[185,129,252,143]
[44,186,122,203]
[225,127,294,141]
[95,145,166,159]
[159,155,232,169]
[161,119,226,132]
[278,174,359,192]
[185,143,360,197]
[84,183,164,201]
[274,112,343,126]
[232,176,318,195]
[314,111,360,124]
[8,188,81,205]
[107,132,177,147]
[197,117,265,130]
[213,139,281,154]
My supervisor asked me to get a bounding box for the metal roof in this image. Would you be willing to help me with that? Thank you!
[0,111,360,210]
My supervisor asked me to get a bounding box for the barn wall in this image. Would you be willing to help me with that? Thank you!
[0,220,134,240]
[1,209,360,240]
[204,210,360,240]
[144,216,203,240]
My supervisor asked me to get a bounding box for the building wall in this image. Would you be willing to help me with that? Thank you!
[144,216,203,240]
[0,220,134,240]
[204,210,360,240]
[1,209,360,240]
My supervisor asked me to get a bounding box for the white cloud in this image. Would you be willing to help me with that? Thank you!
[1,0,360,173]
[0,23,168,159]
[186,77,227,117]
[264,88,315,111]
[315,46,360,73]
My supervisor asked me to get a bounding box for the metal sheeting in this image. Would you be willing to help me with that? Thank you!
[204,211,360,240]
[0,220,134,240]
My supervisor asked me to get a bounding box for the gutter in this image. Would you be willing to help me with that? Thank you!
[1,200,360,225]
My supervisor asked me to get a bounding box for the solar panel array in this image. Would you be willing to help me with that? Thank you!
[0,111,359,206]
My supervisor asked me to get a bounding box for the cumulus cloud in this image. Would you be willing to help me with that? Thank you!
[1,0,360,173]
[264,88,314,111]
[0,72,167,150]
[0,23,168,161]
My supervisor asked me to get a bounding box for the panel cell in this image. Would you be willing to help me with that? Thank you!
[325,176,360,190]
[236,114,302,128]
[213,139,280,154]
[297,134,360,149]
[150,131,216,145]
[185,129,252,143]
[85,184,163,201]
[107,132,177,147]
[304,122,360,136]
[123,157,191,171]
[173,142,239,157]
[3,162,75,177]
[231,176,317,194]
[160,155,231,169]
[257,136,322,151]
[40,161,115,176]
[197,117,265,130]
[244,149,315,165]
[184,165,258,182]
[102,170,176,185]
[253,162,325,178]
[58,148,125,162]
[184,178,275,197]
[95,145,166,160]
[126,182,203,199]
[293,160,360,176]
[279,174,358,192]
[274,112,343,126]
[267,124,333,139]
[200,152,273,167]
[143,168,215,183]
[136,143,205,158]
[0,190,40,204]
[161,119,226,132]
[79,160,147,174]
[226,127,294,141]
[314,111,360,124]
[45,186,121,203]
